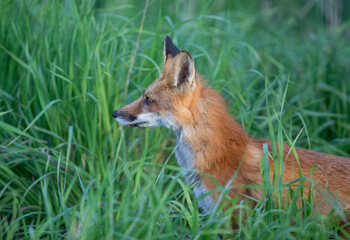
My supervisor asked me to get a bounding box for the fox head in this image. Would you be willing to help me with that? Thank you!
[113,36,199,131]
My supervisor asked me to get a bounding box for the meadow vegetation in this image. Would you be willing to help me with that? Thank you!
[1,0,350,239]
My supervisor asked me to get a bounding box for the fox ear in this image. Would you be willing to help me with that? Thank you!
[164,35,180,63]
[166,51,196,92]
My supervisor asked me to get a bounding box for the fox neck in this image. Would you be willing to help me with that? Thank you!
[173,83,251,178]
[171,81,256,211]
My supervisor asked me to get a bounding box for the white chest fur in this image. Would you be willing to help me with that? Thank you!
[174,131,214,212]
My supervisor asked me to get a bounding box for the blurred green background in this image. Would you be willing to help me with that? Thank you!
[1,0,350,239]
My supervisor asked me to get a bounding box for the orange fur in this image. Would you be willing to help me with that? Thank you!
[114,36,350,217]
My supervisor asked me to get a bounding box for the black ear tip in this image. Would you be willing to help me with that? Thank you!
[164,35,173,45]
[164,35,180,58]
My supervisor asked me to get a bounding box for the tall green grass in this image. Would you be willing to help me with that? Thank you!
[1,0,350,239]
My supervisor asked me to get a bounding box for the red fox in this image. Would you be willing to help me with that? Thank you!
[113,36,350,215]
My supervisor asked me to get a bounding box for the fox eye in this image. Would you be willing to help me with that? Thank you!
[145,96,153,105]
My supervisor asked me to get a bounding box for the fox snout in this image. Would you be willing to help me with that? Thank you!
[112,109,140,127]
[112,110,118,118]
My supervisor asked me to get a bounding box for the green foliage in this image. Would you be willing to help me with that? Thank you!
[1,0,349,239]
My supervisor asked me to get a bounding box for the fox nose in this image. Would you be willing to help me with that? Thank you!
[112,110,119,118]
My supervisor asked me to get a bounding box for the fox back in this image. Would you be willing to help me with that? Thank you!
[113,36,350,214]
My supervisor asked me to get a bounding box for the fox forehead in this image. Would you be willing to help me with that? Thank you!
[144,78,163,96]
[144,76,170,100]
[144,55,179,98]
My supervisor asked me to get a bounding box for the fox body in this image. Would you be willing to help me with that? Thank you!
[113,36,350,214]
